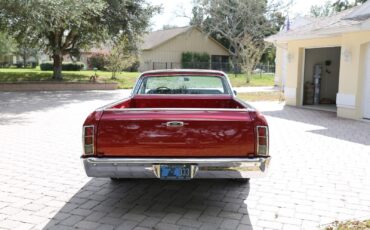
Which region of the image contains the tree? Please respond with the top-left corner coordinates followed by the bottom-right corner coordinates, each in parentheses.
top-left (0, 31), bottom-right (16, 57)
top-left (15, 37), bottom-right (39, 68)
top-left (191, 0), bottom-right (283, 76)
top-left (240, 35), bottom-right (268, 82)
top-left (105, 36), bottom-right (137, 80)
top-left (310, 1), bottom-right (334, 17)
top-left (332, 0), bottom-right (367, 12)
top-left (0, 0), bottom-right (159, 79)
top-left (311, 0), bottom-right (368, 17)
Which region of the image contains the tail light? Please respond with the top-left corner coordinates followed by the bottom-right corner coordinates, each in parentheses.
top-left (83, 125), bottom-right (94, 155)
top-left (256, 126), bottom-right (269, 156)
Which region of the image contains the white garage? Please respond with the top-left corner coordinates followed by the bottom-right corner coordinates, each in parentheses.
top-left (266, 1), bottom-right (370, 120)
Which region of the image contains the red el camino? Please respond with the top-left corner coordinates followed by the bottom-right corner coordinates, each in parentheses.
top-left (82, 69), bottom-right (270, 181)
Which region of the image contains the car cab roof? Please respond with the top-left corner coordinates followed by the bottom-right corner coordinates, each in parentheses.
top-left (140, 69), bottom-right (227, 77)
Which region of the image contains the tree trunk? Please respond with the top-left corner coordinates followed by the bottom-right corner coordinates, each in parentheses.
top-left (52, 52), bottom-right (63, 80)
top-left (22, 52), bottom-right (27, 68)
top-left (111, 70), bottom-right (117, 80)
top-left (231, 55), bottom-right (240, 77)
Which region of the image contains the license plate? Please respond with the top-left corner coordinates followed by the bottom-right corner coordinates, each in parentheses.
top-left (160, 164), bottom-right (191, 180)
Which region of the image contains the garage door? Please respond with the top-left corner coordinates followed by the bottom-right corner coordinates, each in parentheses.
top-left (364, 44), bottom-right (370, 119)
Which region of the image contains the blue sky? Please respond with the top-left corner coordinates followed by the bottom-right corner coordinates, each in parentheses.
top-left (147, 0), bottom-right (337, 31)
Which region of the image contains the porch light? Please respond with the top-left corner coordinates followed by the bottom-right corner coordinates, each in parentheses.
top-left (342, 48), bottom-right (352, 62)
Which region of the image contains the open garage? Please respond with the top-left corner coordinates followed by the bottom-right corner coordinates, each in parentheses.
top-left (302, 47), bottom-right (341, 112)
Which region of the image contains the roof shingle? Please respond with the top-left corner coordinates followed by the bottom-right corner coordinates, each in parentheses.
top-left (141, 26), bottom-right (192, 50)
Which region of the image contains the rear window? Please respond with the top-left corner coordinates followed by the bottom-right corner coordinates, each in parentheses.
top-left (137, 75), bottom-right (229, 95)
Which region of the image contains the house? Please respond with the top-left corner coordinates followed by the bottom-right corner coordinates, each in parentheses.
top-left (139, 26), bottom-right (230, 72)
top-left (266, 2), bottom-right (370, 120)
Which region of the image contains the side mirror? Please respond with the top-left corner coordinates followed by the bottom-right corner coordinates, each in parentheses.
top-left (233, 90), bottom-right (237, 95)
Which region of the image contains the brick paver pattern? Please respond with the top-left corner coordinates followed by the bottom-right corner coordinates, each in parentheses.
top-left (0, 90), bottom-right (370, 230)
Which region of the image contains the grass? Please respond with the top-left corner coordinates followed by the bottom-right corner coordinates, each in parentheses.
top-left (324, 220), bottom-right (370, 230)
top-left (237, 91), bottom-right (284, 102)
top-left (228, 73), bottom-right (275, 87)
top-left (0, 68), bottom-right (138, 89)
top-left (0, 68), bottom-right (275, 89)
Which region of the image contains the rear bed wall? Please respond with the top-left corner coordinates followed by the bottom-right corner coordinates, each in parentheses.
top-left (111, 96), bottom-right (245, 109)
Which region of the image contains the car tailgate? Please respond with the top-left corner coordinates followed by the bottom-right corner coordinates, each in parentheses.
top-left (96, 109), bottom-right (255, 157)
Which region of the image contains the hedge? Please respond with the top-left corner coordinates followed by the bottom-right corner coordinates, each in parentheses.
top-left (181, 52), bottom-right (210, 69)
top-left (40, 62), bottom-right (85, 71)
top-left (88, 55), bottom-right (106, 70)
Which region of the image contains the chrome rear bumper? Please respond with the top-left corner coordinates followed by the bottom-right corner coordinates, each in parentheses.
top-left (82, 157), bottom-right (271, 179)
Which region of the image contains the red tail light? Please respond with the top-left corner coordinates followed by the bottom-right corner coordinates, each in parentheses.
top-left (83, 125), bottom-right (94, 155)
top-left (256, 126), bottom-right (269, 156)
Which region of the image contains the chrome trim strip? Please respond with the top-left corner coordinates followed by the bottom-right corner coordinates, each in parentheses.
top-left (82, 157), bottom-right (271, 179)
top-left (139, 69), bottom-right (227, 75)
top-left (103, 108), bottom-right (250, 112)
top-left (85, 157), bottom-right (267, 164)
top-left (96, 98), bottom-right (132, 111)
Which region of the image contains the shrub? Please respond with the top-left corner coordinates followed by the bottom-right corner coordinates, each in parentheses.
top-left (181, 52), bottom-right (193, 69)
top-left (16, 62), bottom-right (38, 69)
top-left (40, 62), bottom-right (85, 71)
top-left (15, 62), bottom-right (23, 68)
top-left (63, 62), bottom-right (84, 71)
top-left (123, 60), bottom-right (140, 72)
top-left (181, 52), bottom-right (210, 69)
top-left (39, 62), bottom-right (53, 70)
top-left (88, 55), bottom-right (106, 70)
top-left (193, 52), bottom-right (210, 69)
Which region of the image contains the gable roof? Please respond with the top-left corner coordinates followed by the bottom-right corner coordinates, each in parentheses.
top-left (343, 1), bottom-right (370, 20)
top-left (141, 26), bottom-right (193, 50)
top-left (140, 26), bottom-right (229, 53)
top-left (266, 4), bottom-right (370, 43)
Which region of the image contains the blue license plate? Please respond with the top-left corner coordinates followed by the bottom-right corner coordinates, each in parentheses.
top-left (160, 164), bottom-right (191, 180)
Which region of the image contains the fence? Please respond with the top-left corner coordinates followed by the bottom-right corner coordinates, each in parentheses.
top-left (140, 61), bottom-right (275, 75)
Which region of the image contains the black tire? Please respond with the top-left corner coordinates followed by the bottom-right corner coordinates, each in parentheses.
top-left (231, 178), bottom-right (250, 183)
top-left (110, 177), bottom-right (124, 181)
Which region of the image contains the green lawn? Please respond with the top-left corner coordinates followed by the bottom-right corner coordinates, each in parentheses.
top-left (228, 73), bottom-right (275, 87)
top-left (0, 68), bottom-right (274, 89)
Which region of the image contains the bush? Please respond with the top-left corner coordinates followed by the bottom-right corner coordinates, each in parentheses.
top-left (39, 62), bottom-right (53, 70)
top-left (193, 52), bottom-right (210, 69)
top-left (63, 62), bottom-right (84, 71)
top-left (123, 60), bottom-right (140, 72)
top-left (15, 62), bottom-right (23, 68)
top-left (15, 62), bottom-right (38, 69)
top-left (88, 55), bottom-right (106, 70)
top-left (40, 62), bottom-right (84, 71)
top-left (181, 52), bottom-right (193, 69)
top-left (181, 52), bottom-right (210, 69)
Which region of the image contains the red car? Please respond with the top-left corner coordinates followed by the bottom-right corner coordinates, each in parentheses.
top-left (82, 69), bottom-right (270, 181)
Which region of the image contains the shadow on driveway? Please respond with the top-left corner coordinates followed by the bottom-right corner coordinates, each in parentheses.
top-left (0, 91), bottom-right (125, 115)
top-left (0, 90), bottom-right (128, 125)
top-left (263, 105), bottom-right (370, 146)
top-left (43, 179), bottom-right (252, 230)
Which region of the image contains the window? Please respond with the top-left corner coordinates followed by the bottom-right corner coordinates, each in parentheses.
top-left (137, 75), bottom-right (229, 95)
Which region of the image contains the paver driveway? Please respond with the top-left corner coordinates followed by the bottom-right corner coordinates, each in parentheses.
top-left (0, 90), bottom-right (370, 230)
